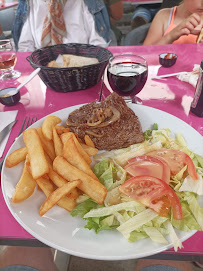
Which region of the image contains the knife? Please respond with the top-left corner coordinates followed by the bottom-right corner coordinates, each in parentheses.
top-left (151, 71), bottom-right (188, 80)
top-left (0, 120), bottom-right (17, 143)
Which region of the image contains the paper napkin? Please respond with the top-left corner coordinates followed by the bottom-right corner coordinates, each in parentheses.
top-left (177, 64), bottom-right (200, 88)
top-left (0, 110), bottom-right (18, 158)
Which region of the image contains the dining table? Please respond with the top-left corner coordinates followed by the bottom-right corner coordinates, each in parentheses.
top-left (0, 43), bottom-right (203, 262)
top-left (122, 0), bottom-right (162, 4)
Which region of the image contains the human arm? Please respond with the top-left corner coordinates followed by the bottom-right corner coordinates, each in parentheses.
top-left (82, 1), bottom-right (108, 47)
top-left (108, 0), bottom-right (123, 23)
top-left (144, 11), bottom-right (202, 45)
top-left (143, 9), bottom-right (170, 45)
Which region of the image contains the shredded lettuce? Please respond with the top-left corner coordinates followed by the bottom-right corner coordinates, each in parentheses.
top-left (71, 198), bottom-right (102, 218)
top-left (128, 231), bottom-right (148, 242)
top-left (183, 192), bottom-right (203, 230)
top-left (93, 159), bottom-right (126, 191)
top-left (195, 154), bottom-right (203, 168)
top-left (171, 201), bottom-right (201, 231)
top-left (84, 216), bottom-right (119, 233)
top-left (113, 141), bottom-right (162, 166)
top-left (164, 221), bottom-right (183, 252)
top-left (84, 201), bottom-right (144, 218)
top-left (117, 209), bottom-right (158, 237)
top-left (179, 174), bottom-right (203, 195)
top-left (144, 123), bottom-right (158, 140)
top-left (71, 125), bottom-right (203, 252)
top-left (143, 226), bottom-right (168, 244)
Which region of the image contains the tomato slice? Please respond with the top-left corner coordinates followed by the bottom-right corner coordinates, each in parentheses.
top-left (119, 176), bottom-right (183, 220)
top-left (147, 148), bottom-right (198, 180)
top-left (126, 155), bottom-right (170, 184)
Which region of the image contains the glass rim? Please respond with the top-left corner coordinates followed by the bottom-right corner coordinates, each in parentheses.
top-left (109, 53), bottom-right (147, 65)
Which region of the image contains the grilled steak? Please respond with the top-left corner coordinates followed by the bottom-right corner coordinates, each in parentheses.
top-left (66, 93), bottom-right (144, 150)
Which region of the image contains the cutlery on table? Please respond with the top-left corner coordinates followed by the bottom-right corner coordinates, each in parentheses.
top-left (98, 75), bottom-right (104, 102)
top-left (16, 68), bottom-right (41, 92)
top-left (0, 116), bottom-right (37, 171)
top-left (152, 71), bottom-right (188, 79)
top-left (0, 120), bottom-right (17, 143)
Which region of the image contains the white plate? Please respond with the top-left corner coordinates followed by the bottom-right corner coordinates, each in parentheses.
top-left (1, 104), bottom-right (203, 261)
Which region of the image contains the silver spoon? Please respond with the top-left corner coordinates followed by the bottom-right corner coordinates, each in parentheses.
top-left (16, 68), bottom-right (41, 91)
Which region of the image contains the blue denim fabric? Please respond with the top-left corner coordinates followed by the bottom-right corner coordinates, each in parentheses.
top-left (132, 4), bottom-right (160, 23)
top-left (84, 0), bottom-right (111, 42)
top-left (12, 0), bottom-right (110, 50)
top-left (12, 0), bottom-right (29, 50)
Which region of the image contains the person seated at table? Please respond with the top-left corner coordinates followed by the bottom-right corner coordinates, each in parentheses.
top-left (17, 0), bottom-right (110, 52)
top-left (104, 0), bottom-right (123, 45)
top-left (131, 3), bottom-right (161, 30)
top-left (143, 0), bottom-right (203, 45)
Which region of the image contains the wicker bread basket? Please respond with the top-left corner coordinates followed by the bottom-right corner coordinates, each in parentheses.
top-left (27, 43), bottom-right (113, 93)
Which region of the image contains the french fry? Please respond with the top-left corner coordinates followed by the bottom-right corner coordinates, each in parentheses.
top-left (36, 177), bottom-right (76, 212)
top-left (84, 135), bottom-right (95, 148)
top-left (53, 126), bottom-right (63, 157)
top-left (44, 152), bottom-right (53, 167)
top-left (39, 179), bottom-right (81, 216)
top-left (42, 116), bottom-right (61, 140)
top-left (74, 133), bottom-right (83, 143)
top-left (61, 132), bottom-right (92, 165)
top-left (37, 127), bottom-right (56, 161)
top-left (55, 125), bottom-right (65, 135)
top-left (48, 166), bottom-right (79, 199)
top-left (53, 156), bottom-right (107, 205)
top-left (37, 176), bottom-right (55, 195)
top-left (63, 135), bottom-right (99, 181)
top-left (80, 143), bottom-right (98, 157)
top-left (55, 125), bottom-right (70, 135)
top-left (197, 28), bottom-right (203, 43)
top-left (12, 155), bottom-right (36, 203)
top-left (5, 147), bottom-right (27, 168)
top-left (23, 128), bottom-right (49, 179)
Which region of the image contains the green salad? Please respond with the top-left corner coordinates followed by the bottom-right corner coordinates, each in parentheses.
top-left (71, 125), bottom-right (203, 251)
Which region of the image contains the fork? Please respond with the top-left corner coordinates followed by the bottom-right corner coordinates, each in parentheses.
top-left (17, 116), bottom-right (37, 137)
top-left (0, 116), bottom-right (37, 171)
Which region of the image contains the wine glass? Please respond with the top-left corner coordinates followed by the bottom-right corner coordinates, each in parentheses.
top-left (0, 39), bottom-right (21, 80)
top-left (107, 54), bottom-right (148, 104)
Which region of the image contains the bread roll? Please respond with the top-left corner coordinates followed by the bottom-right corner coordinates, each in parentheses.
top-left (197, 28), bottom-right (203, 43)
top-left (47, 54), bottom-right (98, 68)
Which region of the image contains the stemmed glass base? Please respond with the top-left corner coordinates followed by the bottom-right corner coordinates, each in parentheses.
top-left (0, 70), bottom-right (21, 80)
top-left (122, 96), bottom-right (143, 104)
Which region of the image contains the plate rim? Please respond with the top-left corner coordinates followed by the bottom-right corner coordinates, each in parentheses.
top-left (1, 103), bottom-right (202, 260)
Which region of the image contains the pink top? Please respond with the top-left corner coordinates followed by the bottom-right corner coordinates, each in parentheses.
top-left (164, 7), bottom-right (197, 44)
top-left (0, 43), bottom-right (203, 257)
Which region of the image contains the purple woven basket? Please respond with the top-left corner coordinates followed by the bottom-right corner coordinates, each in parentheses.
top-left (27, 43), bottom-right (113, 93)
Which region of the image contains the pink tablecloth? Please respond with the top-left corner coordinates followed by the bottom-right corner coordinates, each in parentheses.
top-left (0, 43), bottom-right (203, 257)
top-left (122, 0), bottom-right (162, 3)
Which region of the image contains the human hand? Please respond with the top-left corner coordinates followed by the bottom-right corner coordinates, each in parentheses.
top-left (169, 13), bottom-right (202, 42)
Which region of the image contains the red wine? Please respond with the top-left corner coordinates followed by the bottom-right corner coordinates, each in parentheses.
top-left (107, 62), bottom-right (148, 96)
top-left (0, 53), bottom-right (17, 70)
